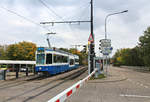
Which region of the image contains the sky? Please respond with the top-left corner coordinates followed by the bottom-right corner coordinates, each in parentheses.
top-left (0, 0), bottom-right (150, 56)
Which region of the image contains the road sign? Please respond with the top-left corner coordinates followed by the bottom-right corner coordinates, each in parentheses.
top-left (101, 47), bottom-right (111, 55)
top-left (88, 33), bottom-right (94, 43)
top-left (100, 39), bottom-right (111, 43)
top-left (99, 39), bottom-right (111, 47)
top-left (99, 39), bottom-right (113, 55)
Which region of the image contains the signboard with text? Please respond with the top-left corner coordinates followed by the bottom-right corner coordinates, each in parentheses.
top-left (99, 39), bottom-right (113, 55)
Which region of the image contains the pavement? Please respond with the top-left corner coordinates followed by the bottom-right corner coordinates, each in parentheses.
top-left (66, 66), bottom-right (150, 102)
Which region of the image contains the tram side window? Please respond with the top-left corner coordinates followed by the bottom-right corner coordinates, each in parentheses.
top-left (46, 54), bottom-right (52, 64)
top-left (75, 59), bottom-right (79, 63)
top-left (62, 56), bottom-right (68, 63)
top-left (54, 54), bottom-right (58, 63)
top-left (36, 54), bottom-right (45, 64)
top-left (70, 59), bottom-right (74, 65)
top-left (54, 54), bottom-right (68, 63)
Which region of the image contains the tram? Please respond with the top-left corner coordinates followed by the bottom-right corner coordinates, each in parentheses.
top-left (35, 47), bottom-right (79, 75)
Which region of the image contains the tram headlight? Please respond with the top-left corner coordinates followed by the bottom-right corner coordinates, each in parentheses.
top-left (39, 67), bottom-right (42, 70)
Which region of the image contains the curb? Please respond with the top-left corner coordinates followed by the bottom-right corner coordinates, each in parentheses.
top-left (89, 72), bottom-right (127, 83)
top-left (88, 77), bottom-right (128, 83)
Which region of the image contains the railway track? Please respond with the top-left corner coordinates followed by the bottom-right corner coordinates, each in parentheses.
top-left (0, 73), bottom-right (48, 90)
top-left (0, 66), bottom-right (84, 90)
top-left (0, 66), bottom-right (88, 102)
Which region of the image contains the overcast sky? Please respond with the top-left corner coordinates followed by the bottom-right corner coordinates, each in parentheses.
top-left (0, 0), bottom-right (150, 56)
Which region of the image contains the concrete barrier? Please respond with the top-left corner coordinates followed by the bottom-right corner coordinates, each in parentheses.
top-left (48, 69), bottom-right (97, 102)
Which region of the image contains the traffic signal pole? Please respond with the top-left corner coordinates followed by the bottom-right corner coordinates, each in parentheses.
top-left (91, 0), bottom-right (94, 38)
top-left (89, 0), bottom-right (95, 73)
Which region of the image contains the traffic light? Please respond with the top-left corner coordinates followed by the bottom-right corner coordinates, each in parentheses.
top-left (90, 44), bottom-right (94, 54)
top-left (82, 45), bottom-right (88, 53)
top-left (99, 40), bottom-right (102, 53)
top-left (89, 43), bottom-right (95, 61)
top-left (83, 45), bottom-right (86, 48)
top-left (88, 43), bottom-right (95, 73)
top-left (99, 45), bottom-right (101, 50)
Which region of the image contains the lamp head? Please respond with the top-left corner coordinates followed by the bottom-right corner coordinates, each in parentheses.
top-left (121, 10), bottom-right (128, 13)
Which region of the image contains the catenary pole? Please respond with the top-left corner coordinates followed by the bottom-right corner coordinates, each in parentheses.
top-left (89, 0), bottom-right (94, 73)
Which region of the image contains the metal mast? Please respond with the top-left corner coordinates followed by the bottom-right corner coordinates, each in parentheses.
top-left (89, 0), bottom-right (95, 73)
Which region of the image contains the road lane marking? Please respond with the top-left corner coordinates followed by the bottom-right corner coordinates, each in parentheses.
top-left (127, 79), bottom-right (132, 81)
top-left (127, 79), bottom-right (149, 89)
top-left (120, 94), bottom-right (150, 98)
top-left (144, 86), bottom-right (148, 88)
top-left (140, 83), bottom-right (143, 86)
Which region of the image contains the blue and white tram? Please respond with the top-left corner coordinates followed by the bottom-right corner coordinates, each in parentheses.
top-left (35, 47), bottom-right (79, 75)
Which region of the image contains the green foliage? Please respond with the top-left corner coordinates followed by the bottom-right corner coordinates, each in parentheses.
top-left (112, 48), bottom-right (144, 66)
top-left (6, 41), bottom-right (36, 60)
top-left (90, 74), bottom-right (105, 80)
top-left (0, 47), bottom-right (8, 60)
top-left (139, 27), bottom-right (150, 66)
top-left (59, 48), bottom-right (70, 53)
top-left (112, 27), bottom-right (150, 67)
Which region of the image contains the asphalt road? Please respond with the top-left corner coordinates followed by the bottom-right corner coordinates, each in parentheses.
top-left (66, 66), bottom-right (150, 102)
top-left (0, 66), bottom-right (88, 102)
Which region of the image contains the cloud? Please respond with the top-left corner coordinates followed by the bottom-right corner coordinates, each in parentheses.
top-left (0, 0), bottom-right (150, 56)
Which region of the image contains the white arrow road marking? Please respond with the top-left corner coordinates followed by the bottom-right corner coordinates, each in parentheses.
top-left (120, 94), bottom-right (150, 98)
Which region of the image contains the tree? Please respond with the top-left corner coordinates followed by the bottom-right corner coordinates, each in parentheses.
top-left (112, 48), bottom-right (143, 66)
top-left (139, 27), bottom-right (150, 66)
top-left (112, 27), bottom-right (150, 68)
top-left (59, 48), bottom-right (69, 52)
top-left (0, 47), bottom-right (8, 60)
top-left (6, 41), bottom-right (36, 60)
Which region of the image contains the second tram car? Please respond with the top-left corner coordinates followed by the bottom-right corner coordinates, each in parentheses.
top-left (35, 47), bottom-right (79, 75)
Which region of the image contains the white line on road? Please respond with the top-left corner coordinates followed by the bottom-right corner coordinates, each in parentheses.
top-left (120, 94), bottom-right (150, 98)
top-left (127, 79), bottom-right (132, 81)
top-left (140, 83), bottom-right (143, 86)
top-left (144, 86), bottom-right (148, 88)
top-left (127, 79), bottom-right (149, 89)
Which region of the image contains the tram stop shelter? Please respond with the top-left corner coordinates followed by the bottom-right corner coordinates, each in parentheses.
top-left (0, 60), bottom-right (36, 80)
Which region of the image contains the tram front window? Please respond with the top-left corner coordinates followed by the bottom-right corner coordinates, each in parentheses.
top-left (36, 54), bottom-right (45, 64)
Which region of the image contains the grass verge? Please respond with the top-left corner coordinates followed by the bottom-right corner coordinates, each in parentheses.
top-left (90, 74), bottom-right (105, 80)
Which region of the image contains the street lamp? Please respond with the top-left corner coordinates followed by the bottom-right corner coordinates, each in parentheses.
top-left (104, 10), bottom-right (128, 76)
top-left (105, 10), bottom-right (128, 39)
